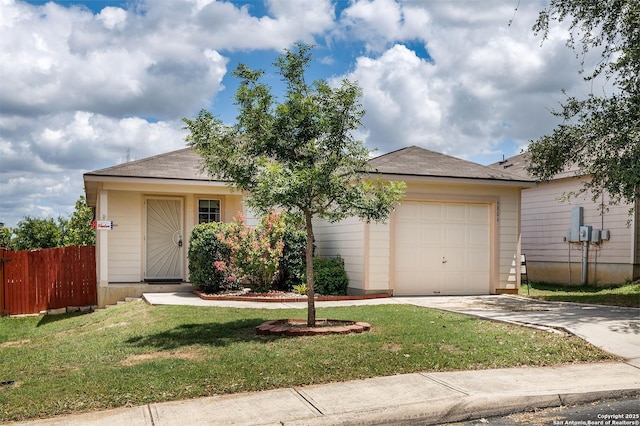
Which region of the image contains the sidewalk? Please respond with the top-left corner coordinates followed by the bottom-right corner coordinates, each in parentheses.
top-left (12, 293), bottom-right (640, 425)
top-left (14, 362), bottom-right (640, 425)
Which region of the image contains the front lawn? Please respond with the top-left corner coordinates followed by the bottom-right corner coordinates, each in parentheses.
top-left (519, 282), bottom-right (640, 308)
top-left (0, 301), bottom-right (617, 422)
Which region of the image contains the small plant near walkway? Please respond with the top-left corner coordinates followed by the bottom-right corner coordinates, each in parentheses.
top-left (0, 301), bottom-right (617, 422)
top-left (520, 281), bottom-right (640, 308)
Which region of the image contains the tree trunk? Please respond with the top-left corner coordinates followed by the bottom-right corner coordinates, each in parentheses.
top-left (304, 210), bottom-right (315, 327)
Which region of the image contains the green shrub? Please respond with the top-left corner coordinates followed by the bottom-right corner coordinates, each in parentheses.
top-left (188, 222), bottom-right (236, 294)
top-left (276, 225), bottom-right (307, 291)
top-left (313, 255), bottom-right (349, 296)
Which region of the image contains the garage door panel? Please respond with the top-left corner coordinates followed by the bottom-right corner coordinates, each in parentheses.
top-left (396, 202), bottom-right (421, 221)
top-left (396, 250), bottom-right (420, 270)
top-left (422, 224), bottom-right (443, 245)
top-left (421, 203), bottom-right (443, 221)
top-left (469, 204), bottom-right (490, 223)
top-left (444, 226), bottom-right (466, 247)
top-left (467, 225), bottom-right (490, 246)
top-left (466, 248), bottom-right (490, 270)
top-left (397, 226), bottom-right (421, 245)
top-left (394, 202), bottom-right (491, 296)
top-left (445, 204), bottom-right (467, 222)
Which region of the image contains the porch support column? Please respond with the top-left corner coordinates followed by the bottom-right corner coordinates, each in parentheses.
top-left (96, 189), bottom-right (109, 290)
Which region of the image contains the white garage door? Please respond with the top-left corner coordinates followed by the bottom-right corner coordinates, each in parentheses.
top-left (394, 201), bottom-right (490, 295)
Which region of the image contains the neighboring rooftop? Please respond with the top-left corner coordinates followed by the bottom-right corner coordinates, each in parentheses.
top-left (487, 152), bottom-right (531, 179)
top-left (487, 151), bottom-right (581, 180)
top-left (369, 146), bottom-right (533, 182)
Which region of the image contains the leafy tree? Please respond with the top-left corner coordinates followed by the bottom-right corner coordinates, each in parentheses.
top-left (184, 43), bottom-right (405, 326)
top-left (12, 216), bottom-right (64, 250)
top-left (3, 195), bottom-right (95, 250)
top-left (63, 195), bottom-right (95, 246)
top-left (0, 226), bottom-right (12, 250)
top-left (528, 0), bottom-right (639, 208)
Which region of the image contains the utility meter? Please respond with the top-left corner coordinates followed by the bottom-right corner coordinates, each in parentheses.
top-left (579, 225), bottom-right (592, 242)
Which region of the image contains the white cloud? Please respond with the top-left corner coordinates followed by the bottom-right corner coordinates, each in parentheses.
top-left (336, 0), bottom-right (595, 161)
top-left (0, 110), bottom-right (187, 226)
top-left (342, 45), bottom-right (449, 152)
top-left (97, 6), bottom-right (127, 30)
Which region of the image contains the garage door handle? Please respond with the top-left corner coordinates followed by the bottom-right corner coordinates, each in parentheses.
top-left (442, 257), bottom-right (447, 264)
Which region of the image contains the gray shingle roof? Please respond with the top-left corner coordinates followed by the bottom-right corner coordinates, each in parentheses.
top-left (84, 148), bottom-right (216, 181)
top-left (85, 145), bottom-right (533, 183)
top-left (369, 146), bottom-right (533, 182)
top-left (487, 151), bottom-right (581, 180)
top-left (487, 152), bottom-right (531, 179)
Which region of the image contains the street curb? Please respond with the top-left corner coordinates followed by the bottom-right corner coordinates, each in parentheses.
top-left (282, 389), bottom-right (640, 426)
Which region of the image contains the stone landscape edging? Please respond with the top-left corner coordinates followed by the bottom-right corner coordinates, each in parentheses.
top-left (256, 319), bottom-right (372, 336)
top-left (193, 290), bottom-right (390, 303)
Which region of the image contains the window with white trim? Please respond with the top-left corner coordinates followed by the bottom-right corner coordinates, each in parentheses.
top-left (198, 199), bottom-right (221, 223)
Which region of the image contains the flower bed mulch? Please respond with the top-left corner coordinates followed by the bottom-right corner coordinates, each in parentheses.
top-left (193, 289), bottom-right (390, 303)
top-left (256, 318), bottom-right (371, 336)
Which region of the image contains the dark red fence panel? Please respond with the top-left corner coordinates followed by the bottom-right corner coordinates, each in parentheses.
top-left (1, 246), bottom-right (96, 315)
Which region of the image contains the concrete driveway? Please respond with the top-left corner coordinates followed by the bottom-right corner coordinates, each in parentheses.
top-left (394, 295), bottom-right (640, 365)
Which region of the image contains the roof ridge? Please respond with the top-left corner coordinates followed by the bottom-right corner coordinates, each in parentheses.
top-left (369, 145), bottom-right (534, 182)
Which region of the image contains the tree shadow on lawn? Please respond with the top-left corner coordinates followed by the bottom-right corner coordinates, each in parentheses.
top-left (36, 310), bottom-right (91, 327)
top-left (125, 318), bottom-right (281, 350)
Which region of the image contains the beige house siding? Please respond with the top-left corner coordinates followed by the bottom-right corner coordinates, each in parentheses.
top-left (634, 202), bottom-right (640, 266)
top-left (521, 177), bottom-right (639, 284)
top-left (313, 217), bottom-right (367, 291)
top-left (108, 191), bottom-right (143, 282)
top-left (367, 222), bottom-right (392, 292)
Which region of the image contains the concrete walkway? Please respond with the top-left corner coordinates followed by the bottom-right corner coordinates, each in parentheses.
top-left (14, 293), bottom-right (640, 425)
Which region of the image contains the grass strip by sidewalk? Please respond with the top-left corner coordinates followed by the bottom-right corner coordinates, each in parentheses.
top-left (519, 282), bottom-right (640, 308)
top-left (0, 301), bottom-right (618, 422)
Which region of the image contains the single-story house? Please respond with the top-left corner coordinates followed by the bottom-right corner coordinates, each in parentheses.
top-left (84, 146), bottom-right (534, 307)
top-left (489, 153), bottom-right (640, 285)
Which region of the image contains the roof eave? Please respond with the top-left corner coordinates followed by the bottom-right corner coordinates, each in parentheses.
top-left (370, 172), bottom-right (536, 188)
top-left (82, 174), bottom-right (229, 186)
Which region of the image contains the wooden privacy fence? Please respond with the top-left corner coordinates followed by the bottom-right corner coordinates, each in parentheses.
top-left (1, 245), bottom-right (97, 315)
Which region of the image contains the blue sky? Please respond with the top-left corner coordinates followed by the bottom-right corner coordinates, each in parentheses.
top-left (0, 0), bottom-right (599, 227)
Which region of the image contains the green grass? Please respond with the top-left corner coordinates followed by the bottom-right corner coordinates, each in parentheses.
top-left (0, 301), bottom-right (618, 422)
top-left (519, 281), bottom-right (640, 308)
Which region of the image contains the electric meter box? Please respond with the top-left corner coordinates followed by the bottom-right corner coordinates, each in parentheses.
top-left (591, 229), bottom-right (601, 243)
top-left (579, 225), bottom-right (592, 242)
top-left (569, 206), bottom-right (584, 242)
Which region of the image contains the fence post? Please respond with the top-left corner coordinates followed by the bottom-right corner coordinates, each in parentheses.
top-left (0, 248), bottom-right (4, 312)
